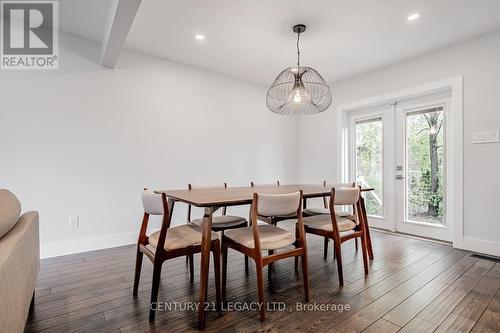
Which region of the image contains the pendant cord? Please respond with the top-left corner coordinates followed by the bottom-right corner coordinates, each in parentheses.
top-left (296, 32), bottom-right (300, 69)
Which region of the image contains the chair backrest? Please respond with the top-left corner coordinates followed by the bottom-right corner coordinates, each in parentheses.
top-left (142, 189), bottom-right (164, 215)
top-left (333, 187), bottom-right (360, 206)
top-left (322, 182), bottom-right (356, 207)
top-left (189, 183), bottom-right (227, 190)
top-left (251, 191), bottom-right (304, 251)
top-left (255, 191), bottom-right (301, 218)
top-left (250, 180), bottom-right (280, 187)
top-left (187, 183), bottom-right (228, 221)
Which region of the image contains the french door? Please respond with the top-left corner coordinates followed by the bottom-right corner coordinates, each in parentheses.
top-left (349, 94), bottom-right (452, 241)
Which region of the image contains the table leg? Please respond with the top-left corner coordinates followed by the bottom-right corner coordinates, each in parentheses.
top-left (198, 206), bottom-right (214, 330)
top-left (359, 196), bottom-right (374, 260)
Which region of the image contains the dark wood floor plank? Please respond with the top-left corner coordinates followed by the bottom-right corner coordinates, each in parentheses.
top-left (325, 249), bottom-right (469, 332)
top-left (471, 289), bottom-right (500, 333)
top-left (398, 317), bottom-right (438, 333)
top-left (408, 259), bottom-right (494, 327)
top-left (382, 255), bottom-right (484, 326)
top-left (23, 231), bottom-right (500, 333)
top-left (435, 263), bottom-right (500, 333)
top-left (362, 318), bottom-right (400, 333)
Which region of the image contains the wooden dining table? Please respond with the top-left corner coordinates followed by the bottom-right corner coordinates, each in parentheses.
top-left (155, 183), bottom-right (374, 330)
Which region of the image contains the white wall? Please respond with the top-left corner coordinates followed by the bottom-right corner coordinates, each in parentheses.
top-left (3, 29), bottom-right (499, 258)
top-left (299, 30), bottom-right (500, 256)
top-left (0, 35), bottom-right (299, 258)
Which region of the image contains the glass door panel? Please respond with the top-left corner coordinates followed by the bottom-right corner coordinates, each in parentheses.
top-left (355, 117), bottom-right (384, 217)
top-left (405, 107), bottom-right (446, 225)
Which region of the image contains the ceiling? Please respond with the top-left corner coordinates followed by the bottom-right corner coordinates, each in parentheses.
top-left (62, 0), bottom-right (500, 85)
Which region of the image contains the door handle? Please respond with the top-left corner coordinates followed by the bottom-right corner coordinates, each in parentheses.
top-left (396, 175), bottom-right (405, 180)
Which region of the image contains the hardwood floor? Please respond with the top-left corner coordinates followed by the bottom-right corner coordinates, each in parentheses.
top-left (26, 230), bottom-right (500, 333)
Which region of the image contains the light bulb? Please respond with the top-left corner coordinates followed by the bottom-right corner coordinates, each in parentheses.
top-left (288, 85), bottom-right (310, 105)
top-left (293, 89), bottom-right (303, 103)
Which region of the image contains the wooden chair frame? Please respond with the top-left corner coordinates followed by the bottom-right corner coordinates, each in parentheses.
top-left (133, 189), bottom-right (221, 322)
top-left (221, 191), bottom-right (310, 322)
top-left (303, 181), bottom-right (359, 259)
top-left (187, 183), bottom-right (249, 275)
top-left (303, 187), bottom-right (369, 286)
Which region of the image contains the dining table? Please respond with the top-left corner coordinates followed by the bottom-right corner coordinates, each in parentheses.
top-left (155, 183), bottom-right (374, 330)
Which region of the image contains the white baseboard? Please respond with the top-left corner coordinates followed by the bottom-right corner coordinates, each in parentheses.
top-left (40, 231), bottom-right (137, 259)
top-left (461, 237), bottom-right (500, 257)
top-left (366, 218), bottom-right (396, 232)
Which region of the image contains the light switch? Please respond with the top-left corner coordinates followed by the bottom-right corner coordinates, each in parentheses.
top-left (472, 130), bottom-right (499, 144)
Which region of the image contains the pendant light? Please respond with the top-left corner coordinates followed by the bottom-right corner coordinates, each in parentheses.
top-left (266, 24), bottom-right (332, 115)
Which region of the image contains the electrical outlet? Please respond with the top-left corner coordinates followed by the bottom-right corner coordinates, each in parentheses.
top-left (69, 216), bottom-right (80, 228)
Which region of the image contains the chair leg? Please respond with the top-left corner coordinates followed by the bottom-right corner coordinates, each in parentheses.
top-left (189, 253), bottom-right (194, 282)
top-left (354, 238), bottom-right (358, 251)
top-left (268, 250), bottom-right (274, 279)
top-left (323, 237), bottom-right (329, 259)
top-left (361, 236), bottom-right (369, 275)
top-left (333, 241), bottom-right (336, 260)
top-left (149, 261), bottom-right (163, 322)
top-left (334, 242), bottom-right (343, 286)
top-left (212, 241), bottom-right (221, 310)
top-left (242, 222), bottom-right (249, 274)
top-left (244, 255), bottom-right (249, 274)
top-left (221, 240), bottom-right (228, 300)
top-left (133, 247), bottom-right (143, 297)
top-left (301, 254), bottom-right (310, 302)
top-left (256, 262), bottom-right (266, 322)
top-left (294, 226), bottom-right (300, 272)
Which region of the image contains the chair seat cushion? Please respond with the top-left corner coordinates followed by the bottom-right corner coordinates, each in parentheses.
top-left (148, 225), bottom-right (219, 251)
top-left (303, 215), bottom-right (356, 232)
top-left (191, 215), bottom-right (247, 228)
top-left (303, 207), bottom-right (330, 216)
top-left (303, 207), bottom-right (354, 219)
top-left (225, 225), bottom-right (295, 250)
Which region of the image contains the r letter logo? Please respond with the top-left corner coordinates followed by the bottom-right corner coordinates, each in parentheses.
top-left (1, 1), bottom-right (58, 69)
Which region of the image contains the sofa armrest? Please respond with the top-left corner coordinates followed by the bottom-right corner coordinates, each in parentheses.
top-left (0, 211), bottom-right (39, 333)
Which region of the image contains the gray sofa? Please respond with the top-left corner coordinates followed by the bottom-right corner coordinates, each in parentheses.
top-left (0, 189), bottom-right (39, 333)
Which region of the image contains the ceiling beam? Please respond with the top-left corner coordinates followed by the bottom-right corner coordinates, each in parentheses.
top-left (101, 0), bottom-right (142, 68)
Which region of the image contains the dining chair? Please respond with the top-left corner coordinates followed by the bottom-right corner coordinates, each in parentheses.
top-left (302, 186), bottom-right (369, 286)
top-left (303, 181), bottom-right (356, 218)
top-left (250, 181), bottom-right (296, 224)
top-left (133, 189), bottom-right (221, 322)
top-left (303, 181), bottom-right (359, 259)
top-left (250, 180), bottom-right (296, 273)
top-left (186, 183), bottom-right (249, 274)
top-left (221, 191), bottom-right (310, 322)
top-left (250, 180), bottom-right (280, 187)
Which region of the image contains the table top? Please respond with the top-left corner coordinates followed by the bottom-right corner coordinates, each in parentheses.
top-left (155, 184), bottom-right (373, 207)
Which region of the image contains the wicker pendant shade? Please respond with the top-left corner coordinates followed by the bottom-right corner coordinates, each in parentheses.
top-left (266, 25), bottom-right (332, 115)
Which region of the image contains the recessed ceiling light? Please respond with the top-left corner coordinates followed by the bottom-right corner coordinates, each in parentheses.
top-left (407, 13), bottom-right (420, 21)
top-left (195, 34), bottom-right (205, 40)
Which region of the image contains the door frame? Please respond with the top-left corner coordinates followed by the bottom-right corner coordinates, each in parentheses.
top-left (336, 76), bottom-right (463, 248)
